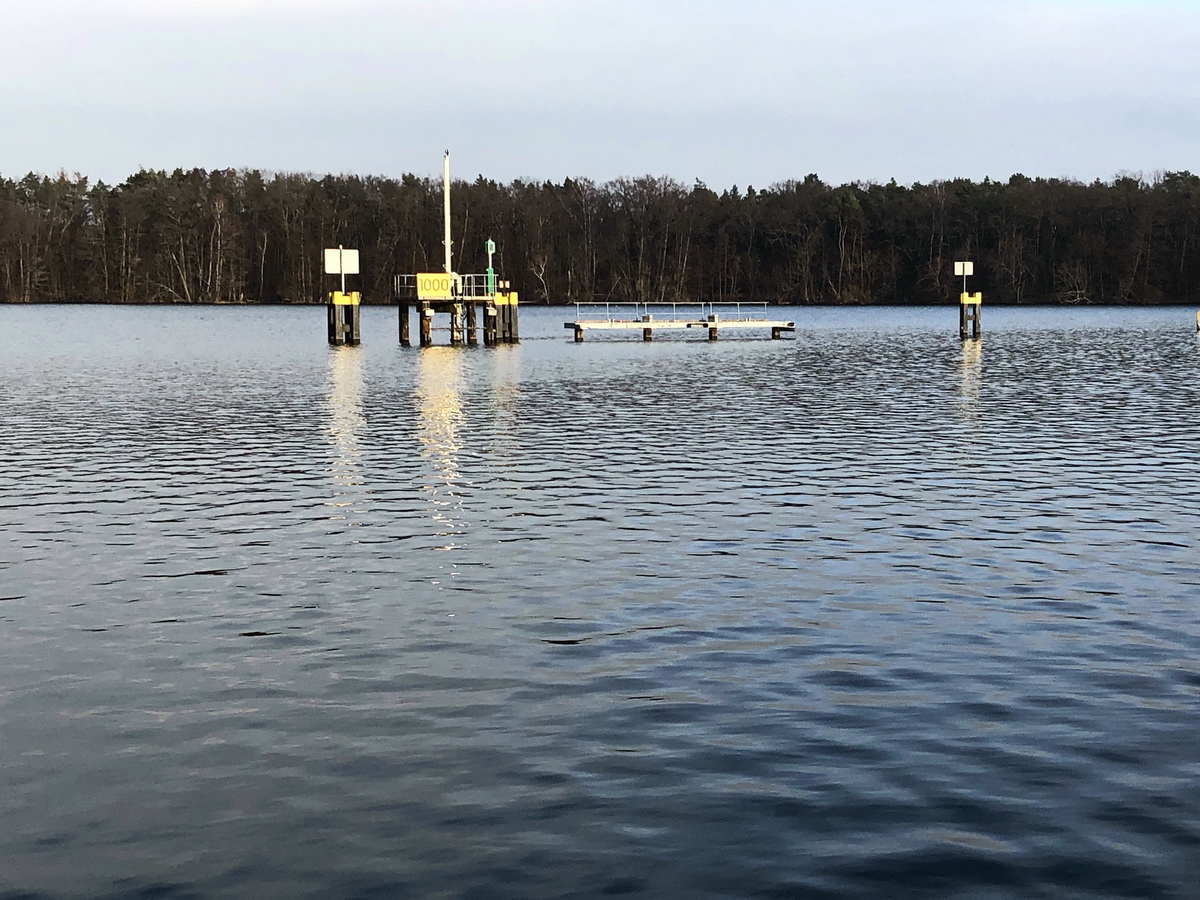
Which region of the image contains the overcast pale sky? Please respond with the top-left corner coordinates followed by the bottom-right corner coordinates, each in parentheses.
top-left (3, 0), bottom-right (1198, 188)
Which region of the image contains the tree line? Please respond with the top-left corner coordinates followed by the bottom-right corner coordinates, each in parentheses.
top-left (3, 167), bottom-right (1199, 306)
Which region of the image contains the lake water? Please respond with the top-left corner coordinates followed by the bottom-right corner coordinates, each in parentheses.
top-left (2, 304), bottom-right (1199, 899)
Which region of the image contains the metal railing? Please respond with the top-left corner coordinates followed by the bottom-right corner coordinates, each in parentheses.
top-left (394, 273), bottom-right (503, 300)
top-left (570, 301), bottom-right (770, 322)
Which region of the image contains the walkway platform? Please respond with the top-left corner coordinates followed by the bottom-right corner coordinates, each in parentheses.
top-left (565, 303), bottom-right (795, 342)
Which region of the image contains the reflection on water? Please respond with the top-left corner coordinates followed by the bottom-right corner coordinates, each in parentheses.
top-left (326, 345), bottom-right (366, 519)
top-left (415, 347), bottom-right (467, 551)
top-left (486, 344), bottom-right (523, 462)
top-left (959, 337), bottom-right (982, 419)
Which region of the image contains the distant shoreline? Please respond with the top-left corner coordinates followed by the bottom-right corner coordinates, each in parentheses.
top-left (3, 299), bottom-right (1197, 308)
top-left (5, 168), bottom-right (1200, 306)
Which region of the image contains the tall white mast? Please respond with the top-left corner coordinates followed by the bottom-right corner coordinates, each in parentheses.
top-left (443, 150), bottom-right (452, 275)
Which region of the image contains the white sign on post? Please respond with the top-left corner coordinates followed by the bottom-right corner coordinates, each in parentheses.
top-left (954, 261), bottom-right (974, 277)
top-left (324, 248), bottom-right (360, 275)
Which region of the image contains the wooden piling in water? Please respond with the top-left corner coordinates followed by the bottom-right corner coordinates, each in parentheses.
top-left (398, 300), bottom-right (411, 347)
top-left (494, 291), bottom-right (519, 343)
top-left (327, 291), bottom-right (361, 346)
top-left (419, 303), bottom-right (433, 347)
top-left (959, 293), bottom-right (982, 339)
top-left (483, 303), bottom-right (497, 345)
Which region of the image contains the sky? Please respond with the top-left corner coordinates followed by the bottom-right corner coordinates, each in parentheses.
top-left (3, 0), bottom-right (1199, 189)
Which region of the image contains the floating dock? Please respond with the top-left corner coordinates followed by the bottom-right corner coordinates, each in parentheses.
top-left (565, 302), bottom-right (794, 342)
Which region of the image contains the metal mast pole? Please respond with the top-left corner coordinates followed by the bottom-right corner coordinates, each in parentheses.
top-left (443, 150), bottom-right (452, 275)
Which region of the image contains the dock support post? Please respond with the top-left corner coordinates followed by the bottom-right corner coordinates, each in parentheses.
top-left (495, 293), bottom-right (510, 342)
top-left (419, 303), bottom-right (433, 347)
top-left (771, 327), bottom-right (782, 340)
top-left (450, 304), bottom-right (462, 346)
top-left (707, 314), bottom-right (719, 341)
top-left (327, 291), bottom-right (360, 346)
top-left (398, 300), bottom-right (410, 347)
top-left (493, 291), bottom-right (519, 343)
top-left (960, 293), bottom-right (982, 339)
top-left (484, 304), bottom-right (497, 345)
top-left (466, 301), bottom-right (478, 345)
top-left (574, 325), bottom-right (584, 342)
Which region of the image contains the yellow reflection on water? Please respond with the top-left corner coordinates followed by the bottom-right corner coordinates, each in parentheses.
top-left (326, 345), bottom-right (367, 521)
top-left (416, 348), bottom-right (467, 550)
top-left (959, 338), bottom-right (982, 420)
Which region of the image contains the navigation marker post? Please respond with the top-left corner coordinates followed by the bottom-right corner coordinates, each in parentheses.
top-left (325, 245), bottom-right (361, 346)
top-left (393, 153), bottom-right (520, 347)
top-left (955, 260), bottom-right (981, 340)
top-left (486, 239), bottom-right (496, 296)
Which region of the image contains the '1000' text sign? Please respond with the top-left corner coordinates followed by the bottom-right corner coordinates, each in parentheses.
top-left (417, 273), bottom-right (454, 301)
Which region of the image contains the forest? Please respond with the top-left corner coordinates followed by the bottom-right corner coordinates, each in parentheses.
top-left (2, 167), bottom-right (1199, 306)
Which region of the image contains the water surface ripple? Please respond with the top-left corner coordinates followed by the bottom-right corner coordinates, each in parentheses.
top-left (1, 305), bottom-right (1198, 899)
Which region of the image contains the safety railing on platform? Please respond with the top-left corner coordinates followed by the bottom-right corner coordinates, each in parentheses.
top-left (570, 301), bottom-right (771, 322)
top-left (394, 273), bottom-right (501, 300)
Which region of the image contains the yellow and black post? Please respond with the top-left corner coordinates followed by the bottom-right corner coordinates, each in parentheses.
top-left (960, 292), bottom-right (982, 339)
top-left (495, 290), bottom-right (520, 343)
top-left (324, 245), bottom-right (361, 345)
top-left (327, 290), bottom-right (361, 345)
top-left (954, 261), bottom-right (980, 340)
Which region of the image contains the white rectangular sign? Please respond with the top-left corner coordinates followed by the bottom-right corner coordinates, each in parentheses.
top-left (324, 248), bottom-right (360, 275)
top-left (954, 261), bottom-right (974, 277)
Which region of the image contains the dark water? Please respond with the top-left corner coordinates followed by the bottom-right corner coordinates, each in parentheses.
top-left (2, 304), bottom-right (1199, 899)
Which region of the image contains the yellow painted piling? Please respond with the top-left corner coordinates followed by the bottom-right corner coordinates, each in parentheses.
top-left (327, 291), bottom-right (361, 345)
top-left (959, 292), bottom-right (982, 339)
